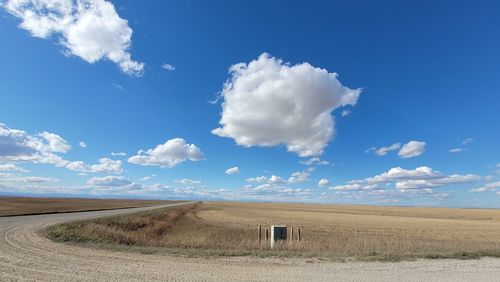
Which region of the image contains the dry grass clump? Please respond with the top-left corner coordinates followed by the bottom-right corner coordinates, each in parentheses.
top-left (46, 201), bottom-right (500, 261)
top-left (46, 203), bottom-right (197, 246)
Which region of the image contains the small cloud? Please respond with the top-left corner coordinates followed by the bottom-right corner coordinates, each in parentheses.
top-left (365, 147), bottom-right (376, 154)
top-left (79, 141), bottom-right (87, 148)
top-left (462, 138), bottom-right (474, 145)
top-left (174, 178), bottom-right (201, 185)
top-left (246, 176), bottom-right (268, 183)
top-left (367, 143), bottom-right (404, 156)
top-left (398, 141), bottom-right (426, 159)
top-left (375, 143), bottom-right (401, 156)
top-left (208, 92), bottom-right (222, 105)
top-left (128, 138), bottom-right (204, 168)
top-left (368, 141), bottom-right (425, 158)
top-left (225, 166), bottom-right (240, 175)
top-left (139, 176), bottom-right (150, 181)
top-left (288, 169), bottom-right (312, 184)
top-left (87, 176), bottom-right (131, 187)
top-left (113, 83), bottom-right (126, 92)
top-left (111, 152), bottom-right (127, 157)
top-left (318, 178), bottom-right (330, 187)
top-left (268, 175), bottom-right (286, 184)
top-left (449, 138), bottom-right (473, 154)
top-left (66, 158), bottom-right (123, 174)
top-left (299, 157), bottom-right (329, 166)
top-left (341, 110), bottom-right (351, 117)
top-left (161, 63), bottom-right (176, 71)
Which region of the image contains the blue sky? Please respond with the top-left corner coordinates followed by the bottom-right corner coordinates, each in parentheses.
top-left (0, 0), bottom-right (499, 207)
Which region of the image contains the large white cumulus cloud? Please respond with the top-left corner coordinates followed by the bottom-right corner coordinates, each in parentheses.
top-left (3, 0), bottom-right (144, 76)
top-left (212, 53), bottom-right (361, 157)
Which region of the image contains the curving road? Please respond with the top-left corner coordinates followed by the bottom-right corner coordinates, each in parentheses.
top-left (1, 203), bottom-right (500, 281)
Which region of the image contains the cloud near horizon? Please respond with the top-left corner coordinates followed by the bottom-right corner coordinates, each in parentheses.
top-left (87, 175), bottom-right (131, 187)
top-left (0, 122), bottom-right (122, 174)
top-left (212, 53), bottom-right (361, 157)
top-left (174, 178), bottom-right (201, 185)
top-left (331, 166), bottom-right (480, 194)
top-left (66, 158), bottom-right (123, 174)
top-left (470, 181), bottom-right (500, 193)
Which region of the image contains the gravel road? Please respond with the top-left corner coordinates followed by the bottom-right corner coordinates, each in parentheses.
top-left (1, 203), bottom-right (499, 281)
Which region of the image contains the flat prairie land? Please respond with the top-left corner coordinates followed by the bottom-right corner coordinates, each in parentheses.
top-left (0, 196), bottom-right (179, 216)
top-left (46, 201), bottom-right (500, 261)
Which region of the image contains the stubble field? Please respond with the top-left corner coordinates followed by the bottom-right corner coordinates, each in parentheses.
top-left (46, 201), bottom-right (500, 261)
top-left (0, 196), bottom-right (178, 216)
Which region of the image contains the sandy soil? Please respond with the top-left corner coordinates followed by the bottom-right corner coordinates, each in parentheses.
top-left (1, 203), bottom-right (500, 282)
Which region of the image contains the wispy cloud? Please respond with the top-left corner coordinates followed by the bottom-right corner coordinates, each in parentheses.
top-left (0, 164), bottom-right (29, 173)
top-left (161, 63), bottom-right (176, 71)
top-left (299, 157), bottom-right (329, 166)
top-left (463, 138), bottom-right (474, 145)
top-left (331, 166), bottom-right (479, 197)
top-left (174, 179), bottom-right (202, 185)
top-left (470, 181), bottom-right (500, 193)
top-left (367, 141), bottom-right (425, 158)
top-left (449, 138), bottom-right (473, 154)
top-left (449, 148), bottom-right (466, 153)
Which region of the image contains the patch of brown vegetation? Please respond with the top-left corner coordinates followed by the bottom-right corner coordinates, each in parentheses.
top-left (0, 196), bottom-right (178, 216)
top-left (46, 201), bottom-right (500, 261)
top-left (46, 203), bottom-right (198, 246)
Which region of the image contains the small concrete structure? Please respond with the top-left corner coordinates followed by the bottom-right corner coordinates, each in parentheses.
top-left (270, 225), bottom-right (287, 247)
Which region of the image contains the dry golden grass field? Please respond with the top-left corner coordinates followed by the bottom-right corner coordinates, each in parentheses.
top-left (0, 196), bottom-right (178, 216)
top-left (46, 201), bottom-right (500, 261)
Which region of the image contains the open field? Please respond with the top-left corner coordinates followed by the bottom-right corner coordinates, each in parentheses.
top-left (46, 201), bottom-right (500, 261)
top-left (2, 203), bottom-right (500, 281)
top-left (0, 196), bottom-right (179, 216)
